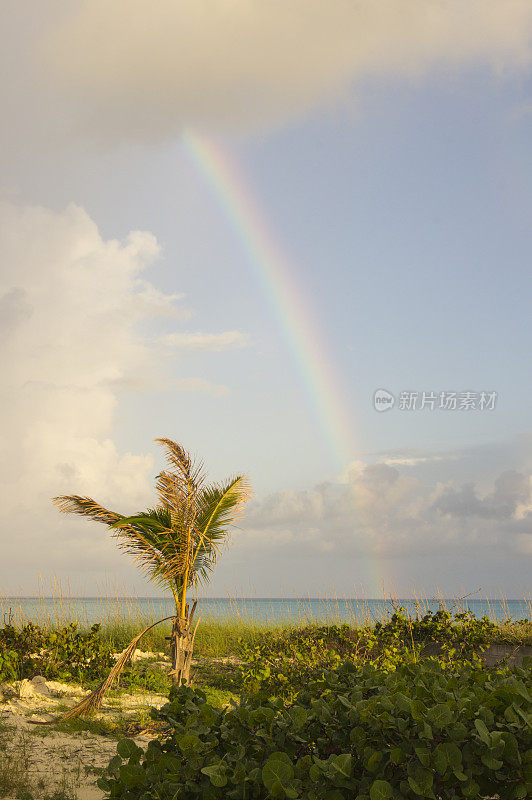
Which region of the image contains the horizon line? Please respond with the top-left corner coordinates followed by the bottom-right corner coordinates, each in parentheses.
top-left (2, 595), bottom-right (527, 602)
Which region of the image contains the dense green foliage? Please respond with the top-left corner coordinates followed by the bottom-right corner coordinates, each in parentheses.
top-left (373, 609), bottom-right (500, 650)
top-left (0, 621), bottom-right (115, 683)
top-left (0, 620), bottom-right (174, 692)
top-left (238, 610), bottom-right (507, 699)
top-left (0, 608), bottom-right (527, 692)
top-left (99, 657), bottom-right (532, 799)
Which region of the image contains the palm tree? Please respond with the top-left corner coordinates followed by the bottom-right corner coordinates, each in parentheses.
top-left (53, 438), bottom-right (251, 686)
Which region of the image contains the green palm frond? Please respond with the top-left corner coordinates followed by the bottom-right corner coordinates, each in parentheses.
top-left (110, 507), bottom-right (171, 534)
top-left (190, 539), bottom-right (219, 588)
top-left (155, 470), bottom-right (180, 513)
top-left (187, 475), bottom-right (252, 585)
top-left (195, 475), bottom-right (252, 541)
top-left (109, 509), bottom-right (187, 585)
top-left (155, 471), bottom-right (199, 534)
top-left (109, 509), bottom-right (196, 593)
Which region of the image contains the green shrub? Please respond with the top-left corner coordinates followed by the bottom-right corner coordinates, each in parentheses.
top-left (373, 609), bottom-right (500, 652)
top-left (0, 649), bottom-right (19, 682)
top-left (237, 611), bottom-right (501, 700)
top-left (0, 621), bottom-right (114, 683)
top-left (238, 623), bottom-right (375, 700)
top-left (99, 657), bottom-right (532, 799)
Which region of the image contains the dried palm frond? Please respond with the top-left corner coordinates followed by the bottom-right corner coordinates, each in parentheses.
top-left (155, 438), bottom-right (206, 493)
top-left (53, 496), bottom-right (122, 526)
top-left (155, 470), bottom-right (179, 511)
top-left (29, 616), bottom-right (178, 725)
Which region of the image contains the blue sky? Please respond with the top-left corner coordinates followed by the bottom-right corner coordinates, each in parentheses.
top-left (1, 2), bottom-right (531, 596)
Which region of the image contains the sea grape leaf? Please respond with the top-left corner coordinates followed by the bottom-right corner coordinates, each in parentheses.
top-left (408, 765), bottom-right (434, 797)
top-left (337, 695), bottom-right (352, 708)
top-left (365, 750), bottom-right (382, 772)
top-left (262, 753), bottom-right (295, 794)
top-left (369, 780), bottom-right (393, 800)
top-left (117, 739), bottom-right (141, 760)
top-left (481, 753), bottom-right (503, 771)
top-left (513, 680), bottom-right (530, 702)
top-left (421, 722), bottom-right (434, 740)
top-left (390, 747), bottom-right (404, 764)
top-left (201, 762), bottom-right (228, 788)
top-left (433, 742), bottom-right (462, 774)
top-left (415, 747), bottom-right (430, 768)
top-left (288, 705), bottom-right (308, 728)
top-left (410, 699), bottom-right (427, 721)
top-left (330, 754), bottom-right (352, 779)
top-left (514, 705), bottom-right (532, 729)
top-left (118, 764), bottom-right (143, 789)
top-left (177, 733), bottom-right (202, 754)
top-left (474, 718), bottom-right (491, 745)
top-left (428, 703), bottom-right (453, 728)
top-left (461, 779), bottom-right (480, 797)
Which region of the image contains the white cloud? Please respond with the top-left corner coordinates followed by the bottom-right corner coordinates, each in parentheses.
top-left (0, 202), bottom-right (240, 589)
top-left (381, 455), bottom-right (453, 467)
top-left (160, 330), bottom-right (250, 352)
top-left (42, 0), bottom-right (532, 139)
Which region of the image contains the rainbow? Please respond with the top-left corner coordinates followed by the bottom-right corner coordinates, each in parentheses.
top-left (182, 131), bottom-right (355, 470)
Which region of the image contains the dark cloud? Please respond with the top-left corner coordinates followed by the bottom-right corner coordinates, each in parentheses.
top-left (433, 471), bottom-right (531, 520)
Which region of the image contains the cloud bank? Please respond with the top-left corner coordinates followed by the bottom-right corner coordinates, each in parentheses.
top-left (0, 202), bottom-right (245, 589)
top-left (43, 0), bottom-right (532, 139)
top-left (237, 460), bottom-right (532, 562)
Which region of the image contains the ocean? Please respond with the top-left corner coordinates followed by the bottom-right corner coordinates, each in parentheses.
top-left (1, 596), bottom-right (529, 627)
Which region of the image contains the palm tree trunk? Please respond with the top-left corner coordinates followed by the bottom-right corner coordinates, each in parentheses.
top-left (169, 601), bottom-right (197, 685)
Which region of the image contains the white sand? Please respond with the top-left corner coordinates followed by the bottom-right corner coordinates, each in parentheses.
top-left (0, 674), bottom-right (167, 799)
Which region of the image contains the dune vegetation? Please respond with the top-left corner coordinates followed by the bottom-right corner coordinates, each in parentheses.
top-left (1, 603), bottom-right (531, 799)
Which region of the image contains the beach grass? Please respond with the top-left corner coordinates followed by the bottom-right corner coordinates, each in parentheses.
top-left (1, 579), bottom-right (530, 654)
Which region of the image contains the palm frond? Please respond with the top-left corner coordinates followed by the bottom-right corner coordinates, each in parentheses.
top-left (109, 507), bottom-right (171, 534)
top-left (111, 510), bottom-right (195, 586)
top-left (155, 437), bottom-right (191, 474)
top-left (191, 544), bottom-right (219, 588)
top-left (110, 523), bottom-right (179, 586)
top-left (195, 475), bottom-right (252, 539)
top-left (155, 470), bottom-right (180, 513)
top-left (154, 471), bottom-right (199, 535)
top-left (52, 495), bottom-right (122, 526)
top-left (54, 497), bottom-right (175, 592)
top-left (187, 475), bottom-right (252, 583)
top-left (155, 438), bottom-right (206, 491)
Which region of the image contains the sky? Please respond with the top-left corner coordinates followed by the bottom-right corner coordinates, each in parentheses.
top-left (1, 1), bottom-right (531, 598)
